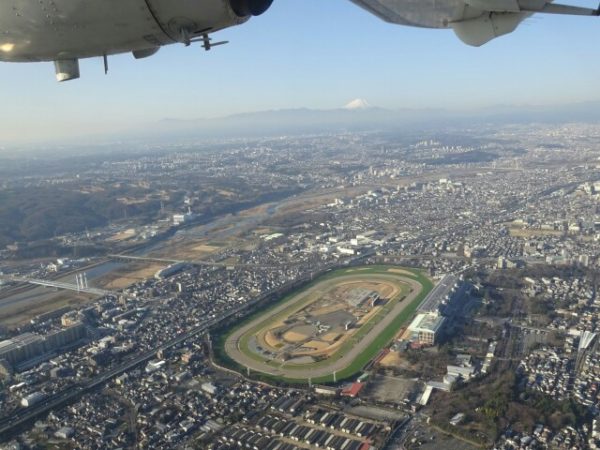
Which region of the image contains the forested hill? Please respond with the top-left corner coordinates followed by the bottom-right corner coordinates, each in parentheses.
top-left (0, 186), bottom-right (162, 248)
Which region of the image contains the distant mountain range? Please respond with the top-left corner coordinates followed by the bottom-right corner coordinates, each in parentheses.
top-left (143, 105), bottom-right (437, 139)
top-left (121, 100), bottom-right (600, 143)
top-left (12, 100), bottom-right (600, 152)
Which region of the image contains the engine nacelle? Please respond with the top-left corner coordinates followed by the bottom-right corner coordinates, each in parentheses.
top-left (0, 0), bottom-right (274, 70)
top-left (230, 0), bottom-right (274, 17)
top-left (145, 0), bottom-right (269, 44)
top-left (451, 11), bottom-right (527, 46)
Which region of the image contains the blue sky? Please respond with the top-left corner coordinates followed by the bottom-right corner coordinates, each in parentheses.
top-left (0, 0), bottom-right (599, 143)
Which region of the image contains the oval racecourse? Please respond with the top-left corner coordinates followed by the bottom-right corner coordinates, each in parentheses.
top-left (219, 266), bottom-right (433, 384)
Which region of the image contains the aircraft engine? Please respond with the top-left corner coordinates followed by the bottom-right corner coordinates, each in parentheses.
top-left (0, 0), bottom-right (274, 81)
top-left (144, 0), bottom-right (274, 45)
top-left (229, 0), bottom-right (275, 17)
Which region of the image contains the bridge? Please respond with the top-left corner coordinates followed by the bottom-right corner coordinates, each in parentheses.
top-left (2, 276), bottom-right (115, 297)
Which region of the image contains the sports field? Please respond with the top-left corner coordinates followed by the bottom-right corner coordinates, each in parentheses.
top-left (218, 266), bottom-right (433, 384)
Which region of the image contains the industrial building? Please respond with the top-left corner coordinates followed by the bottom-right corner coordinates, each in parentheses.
top-left (154, 262), bottom-right (187, 280)
top-left (172, 211), bottom-right (195, 226)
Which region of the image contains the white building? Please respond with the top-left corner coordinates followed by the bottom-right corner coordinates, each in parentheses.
top-left (145, 360), bottom-right (166, 374)
top-left (201, 382), bottom-right (218, 395)
top-left (21, 392), bottom-right (45, 408)
top-left (173, 212), bottom-right (194, 226)
top-left (407, 312), bottom-right (445, 346)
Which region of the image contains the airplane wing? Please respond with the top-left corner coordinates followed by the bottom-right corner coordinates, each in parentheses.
top-left (349, 0), bottom-right (599, 46)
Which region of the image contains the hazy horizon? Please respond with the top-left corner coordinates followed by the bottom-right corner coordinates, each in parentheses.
top-left (2, 98), bottom-right (600, 151)
top-left (1, 0), bottom-right (600, 144)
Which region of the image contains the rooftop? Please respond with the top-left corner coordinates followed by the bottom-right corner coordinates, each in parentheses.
top-left (408, 312), bottom-right (446, 334)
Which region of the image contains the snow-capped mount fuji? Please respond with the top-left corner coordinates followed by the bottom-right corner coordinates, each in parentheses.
top-left (344, 98), bottom-right (373, 110)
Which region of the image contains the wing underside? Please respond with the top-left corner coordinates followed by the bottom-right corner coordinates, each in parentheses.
top-left (349, 0), bottom-right (598, 46)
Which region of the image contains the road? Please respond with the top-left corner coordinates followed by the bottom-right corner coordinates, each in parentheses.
top-left (224, 273), bottom-right (424, 379)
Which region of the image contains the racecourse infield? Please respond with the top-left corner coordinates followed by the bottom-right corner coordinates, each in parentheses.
top-left (218, 266), bottom-right (433, 384)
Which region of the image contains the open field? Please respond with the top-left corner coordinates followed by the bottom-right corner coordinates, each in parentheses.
top-left (366, 374), bottom-right (418, 404)
top-left (106, 228), bottom-right (137, 242)
top-left (150, 238), bottom-right (228, 261)
top-left (379, 350), bottom-right (404, 367)
top-left (95, 263), bottom-right (165, 290)
top-left (218, 266), bottom-right (433, 384)
top-left (0, 290), bottom-right (94, 328)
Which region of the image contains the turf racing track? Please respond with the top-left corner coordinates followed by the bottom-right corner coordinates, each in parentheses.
top-left (221, 266), bottom-right (433, 384)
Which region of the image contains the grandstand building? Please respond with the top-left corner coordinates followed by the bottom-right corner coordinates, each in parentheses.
top-left (406, 312), bottom-right (445, 346)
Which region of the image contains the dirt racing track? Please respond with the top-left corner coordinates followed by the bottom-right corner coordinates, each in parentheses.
top-left (222, 266), bottom-right (432, 382)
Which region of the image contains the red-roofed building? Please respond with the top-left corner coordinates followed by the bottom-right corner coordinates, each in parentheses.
top-left (341, 382), bottom-right (365, 398)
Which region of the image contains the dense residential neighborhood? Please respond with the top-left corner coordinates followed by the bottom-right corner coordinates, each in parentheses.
top-left (0, 125), bottom-right (599, 449)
